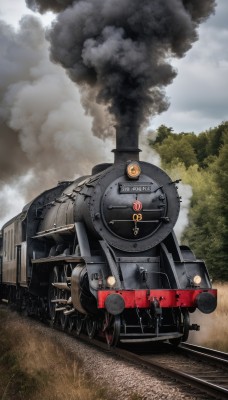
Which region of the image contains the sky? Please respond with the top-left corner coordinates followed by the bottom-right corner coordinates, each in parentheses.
top-left (0, 0), bottom-right (227, 134)
top-left (0, 0), bottom-right (227, 231)
top-left (151, 0), bottom-right (228, 133)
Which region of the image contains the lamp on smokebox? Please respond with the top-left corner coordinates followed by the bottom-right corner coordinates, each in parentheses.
top-left (106, 276), bottom-right (116, 288)
top-left (193, 275), bottom-right (202, 286)
top-left (126, 162), bottom-right (141, 179)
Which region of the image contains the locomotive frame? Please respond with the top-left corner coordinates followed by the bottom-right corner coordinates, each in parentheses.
top-left (0, 158), bottom-right (217, 347)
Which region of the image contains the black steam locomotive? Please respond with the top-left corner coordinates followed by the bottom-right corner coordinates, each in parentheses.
top-left (0, 138), bottom-right (217, 346)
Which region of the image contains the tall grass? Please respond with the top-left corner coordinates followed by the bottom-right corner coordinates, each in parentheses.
top-left (0, 308), bottom-right (110, 400)
top-left (188, 283), bottom-right (228, 352)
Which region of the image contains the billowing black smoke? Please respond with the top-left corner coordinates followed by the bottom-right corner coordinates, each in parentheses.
top-left (26, 0), bottom-right (75, 13)
top-left (27, 0), bottom-right (216, 153)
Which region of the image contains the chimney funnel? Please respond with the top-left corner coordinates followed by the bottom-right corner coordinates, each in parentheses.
top-left (112, 126), bottom-right (141, 163)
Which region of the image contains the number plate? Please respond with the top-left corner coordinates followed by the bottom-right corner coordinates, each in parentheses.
top-left (119, 183), bottom-right (153, 194)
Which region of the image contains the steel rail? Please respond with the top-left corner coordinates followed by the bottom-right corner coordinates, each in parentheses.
top-left (180, 342), bottom-right (228, 364)
top-left (70, 332), bottom-right (228, 400)
top-left (111, 346), bottom-right (228, 400)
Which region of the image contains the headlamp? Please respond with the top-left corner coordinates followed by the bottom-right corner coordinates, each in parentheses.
top-left (193, 275), bottom-right (202, 286)
top-left (107, 276), bottom-right (116, 288)
top-left (126, 162), bottom-right (141, 179)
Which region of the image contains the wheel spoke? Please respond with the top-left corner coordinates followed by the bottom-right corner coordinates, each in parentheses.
top-left (75, 316), bottom-right (83, 336)
top-left (68, 316), bottom-right (75, 333)
top-left (103, 312), bottom-right (120, 347)
top-left (169, 309), bottom-right (190, 346)
top-left (182, 310), bottom-right (190, 342)
top-left (86, 317), bottom-right (97, 339)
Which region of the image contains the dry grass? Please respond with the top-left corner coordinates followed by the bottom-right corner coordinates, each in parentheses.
top-left (0, 308), bottom-right (109, 400)
top-left (188, 283), bottom-right (228, 352)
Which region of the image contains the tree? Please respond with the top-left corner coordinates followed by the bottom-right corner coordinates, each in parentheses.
top-left (151, 125), bottom-right (173, 145)
top-left (152, 122), bottom-right (228, 281)
top-left (154, 135), bottom-right (197, 168)
top-left (193, 132), bottom-right (209, 166)
top-left (178, 147), bottom-right (228, 280)
top-left (206, 121), bottom-right (228, 157)
top-left (211, 136), bottom-right (228, 279)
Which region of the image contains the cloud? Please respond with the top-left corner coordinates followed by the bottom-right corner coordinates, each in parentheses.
top-left (205, 0), bottom-right (227, 30)
top-left (151, 0), bottom-right (228, 133)
top-left (0, 0), bottom-right (54, 28)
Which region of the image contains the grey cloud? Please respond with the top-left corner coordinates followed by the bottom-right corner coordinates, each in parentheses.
top-left (151, 1), bottom-right (228, 133)
top-left (203, 0), bottom-right (227, 29)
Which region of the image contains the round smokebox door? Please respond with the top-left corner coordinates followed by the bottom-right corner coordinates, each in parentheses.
top-left (102, 175), bottom-right (167, 240)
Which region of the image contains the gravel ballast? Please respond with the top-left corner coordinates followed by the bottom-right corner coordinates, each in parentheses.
top-left (32, 319), bottom-right (211, 400)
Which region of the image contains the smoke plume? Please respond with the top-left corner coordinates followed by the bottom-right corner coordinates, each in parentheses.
top-left (1, 1), bottom-right (216, 225)
top-left (26, 0), bottom-right (75, 13)
top-left (0, 16), bottom-right (113, 226)
top-left (174, 182), bottom-right (193, 241)
top-left (27, 0), bottom-right (216, 144)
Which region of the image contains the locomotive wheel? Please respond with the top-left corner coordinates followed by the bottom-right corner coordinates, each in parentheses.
top-left (169, 309), bottom-right (190, 346)
top-left (75, 316), bottom-right (84, 336)
top-left (60, 313), bottom-right (68, 331)
top-left (181, 309), bottom-right (190, 342)
top-left (169, 336), bottom-right (182, 347)
top-left (25, 295), bottom-right (35, 317)
top-left (103, 312), bottom-right (121, 347)
top-left (48, 266), bottom-right (59, 324)
top-left (86, 317), bottom-right (97, 339)
top-left (68, 316), bottom-right (76, 333)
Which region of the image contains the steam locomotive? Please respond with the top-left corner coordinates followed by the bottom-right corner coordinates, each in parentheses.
top-left (0, 138), bottom-right (217, 346)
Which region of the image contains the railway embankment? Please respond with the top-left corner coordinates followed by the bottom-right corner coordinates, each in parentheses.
top-left (0, 306), bottom-right (217, 400)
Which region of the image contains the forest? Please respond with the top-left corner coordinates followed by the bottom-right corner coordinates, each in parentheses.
top-left (149, 121), bottom-right (228, 282)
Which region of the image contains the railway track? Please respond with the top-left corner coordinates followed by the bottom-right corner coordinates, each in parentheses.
top-left (180, 342), bottom-right (228, 362)
top-left (40, 315), bottom-right (228, 400)
top-left (1, 305), bottom-right (228, 399)
top-left (110, 342), bottom-right (228, 400)
top-left (57, 319), bottom-right (228, 400)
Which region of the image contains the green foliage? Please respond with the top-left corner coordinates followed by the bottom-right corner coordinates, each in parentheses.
top-left (154, 135), bottom-right (197, 168)
top-left (151, 124), bottom-right (173, 144)
top-left (206, 122), bottom-right (228, 157)
top-left (150, 122), bottom-right (228, 281)
top-left (151, 121), bottom-right (228, 168)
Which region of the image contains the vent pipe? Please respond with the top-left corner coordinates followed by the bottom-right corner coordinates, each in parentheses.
top-left (112, 126), bottom-right (141, 163)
